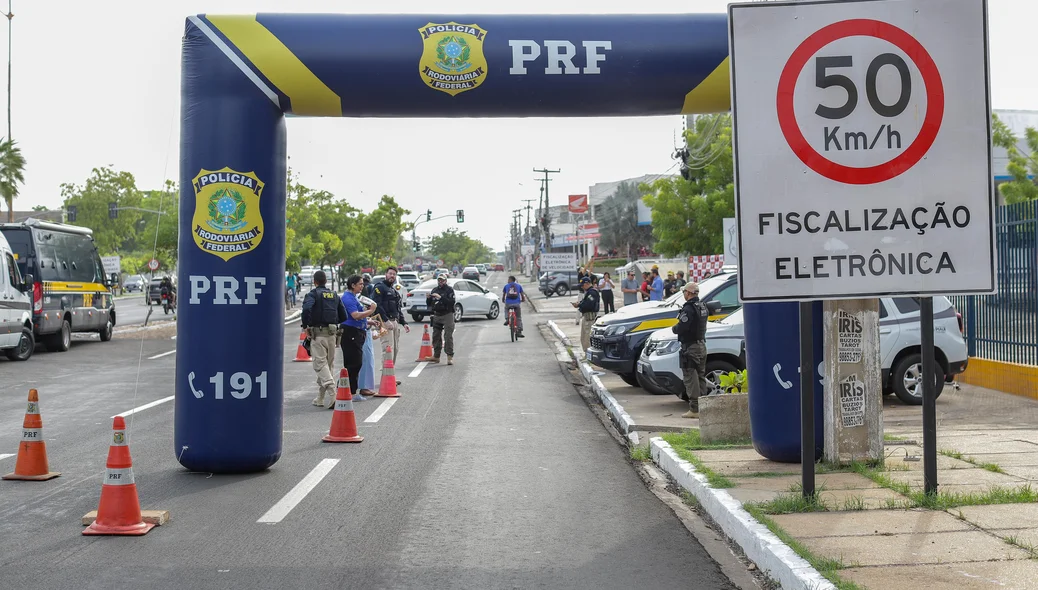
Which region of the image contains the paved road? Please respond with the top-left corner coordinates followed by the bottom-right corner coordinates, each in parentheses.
top-left (113, 295), bottom-right (175, 328)
top-left (0, 272), bottom-right (732, 589)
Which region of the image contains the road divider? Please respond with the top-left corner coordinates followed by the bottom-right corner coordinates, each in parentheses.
top-left (257, 458), bottom-right (339, 524)
top-left (364, 398), bottom-right (398, 423)
top-left (148, 350), bottom-right (176, 360)
top-left (114, 396), bottom-right (175, 419)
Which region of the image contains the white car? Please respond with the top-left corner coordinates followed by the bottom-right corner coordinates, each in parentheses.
top-left (0, 231), bottom-right (33, 361)
top-left (636, 297), bottom-right (968, 406)
top-left (406, 278), bottom-right (501, 323)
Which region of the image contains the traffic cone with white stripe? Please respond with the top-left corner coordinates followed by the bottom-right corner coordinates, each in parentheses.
top-left (3, 389), bottom-right (60, 481)
top-left (415, 324), bottom-right (434, 362)
top-left (293, 329), bottom-right (311, 362)
top-left (83, 416), bottom-right (154, 536)
top-left (376, 345), bottom-right (400, 398)
top-left (323, 368), bottom-right (364, 443)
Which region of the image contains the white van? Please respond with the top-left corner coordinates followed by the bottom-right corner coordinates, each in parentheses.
top-left (0, 231), bottom-right (33, 361)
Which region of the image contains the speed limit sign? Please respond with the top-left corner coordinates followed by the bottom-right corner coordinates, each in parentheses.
top-left (148, 258), bottom-right (160, 271)
top-left (729, 0), bottom-right (994, 301)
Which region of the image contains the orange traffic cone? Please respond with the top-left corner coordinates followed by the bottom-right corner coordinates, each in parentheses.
top-left (82, 416), bottom-right (154, 536)
top-left (415, 324), bottom-right (434, 362)
top-left (376, 346), bottom-right (401, 398)
top-left (3, 389), bottom-right (60, 481)
top-left (293, 329), bottom-right (311, 362)
top-left (323, 369), bottom-right (364, 443)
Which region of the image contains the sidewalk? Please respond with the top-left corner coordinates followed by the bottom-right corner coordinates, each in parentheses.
top-left (547, 319), bottom-right (1038, 589)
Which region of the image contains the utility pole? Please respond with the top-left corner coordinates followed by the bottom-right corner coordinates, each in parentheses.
top-left (3, 1), bottom-right (11, 139)
top-left (533, 168), bottom-right (560, 252)
top-left (521, 199), bottom-right (535, 240)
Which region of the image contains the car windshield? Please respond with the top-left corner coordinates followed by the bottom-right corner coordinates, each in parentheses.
top-left (665, 274), bottom-right (732, 307)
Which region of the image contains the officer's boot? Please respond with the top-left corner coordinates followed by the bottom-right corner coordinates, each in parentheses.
top-left (447, 355), bottom-right (454, 365)
top-left (312, 393), bottom-right (325, 407)
top-left (429, 353), bottom-right (440, 364)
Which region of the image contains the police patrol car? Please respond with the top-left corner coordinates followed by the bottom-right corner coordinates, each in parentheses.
top-left (0, 218), bottom-right (116, 351)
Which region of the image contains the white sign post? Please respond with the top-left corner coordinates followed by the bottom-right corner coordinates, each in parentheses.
top-left (731, 0), bottom-right (994, 302)
top-left (539, 253), bottom-right (577, 273)
top-left (729, 0), bottom-right (993, 495)
top-left (101, 256), bottom-right (121, 276)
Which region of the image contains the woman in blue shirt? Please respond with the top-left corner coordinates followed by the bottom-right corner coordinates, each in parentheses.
top-left (341, 275), bottom-right (377, 399)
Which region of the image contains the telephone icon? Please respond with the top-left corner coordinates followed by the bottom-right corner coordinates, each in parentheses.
top-left (188, 372), bottom-right (205, 399)
top-left (773, 363), bottom-right (794, 390)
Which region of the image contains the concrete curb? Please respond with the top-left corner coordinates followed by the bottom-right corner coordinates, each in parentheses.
top-left (650, 438), bottom-right (836, 590)
top-left (548, 320), bottom-right (636, 439)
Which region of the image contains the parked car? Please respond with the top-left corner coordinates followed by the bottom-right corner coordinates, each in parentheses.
top-left (396, 271), bottom-right (421, 292)
top-left (586, 271), bottom-right (740, 386)
top-left (476, 263), bottom-right (488, 275)
top-left (123, 274), bottom-right (146, 293)
top-left (1, 218), bottom-right (116, 350)
top-left (0, 231), bottom-right (33, 361)
top-left (406, 278), bottom-right (501, 323)
top-left (461, 266), bottom-right (481, 281)
top-left (539, 271), bottom-right (583, 297)
top-left (636, 296), bottom-right (968, 406)
top-left (494, 264), bottom-right (505, 272)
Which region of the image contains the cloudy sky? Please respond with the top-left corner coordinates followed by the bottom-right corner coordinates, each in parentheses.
top-left (4, 0), bottom-right (1034, 250)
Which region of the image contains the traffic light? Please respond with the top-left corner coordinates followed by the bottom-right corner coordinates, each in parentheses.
top-left (456, 209), bottom-right (464, 223)
top-left (426, 209), bottom-right (432, 222)
top-left (108, 202), bottom-right (118, 219)
top-left (67, 205), bottom-right (77, 223)
top-left (413, 239), bottom-right (421, 253)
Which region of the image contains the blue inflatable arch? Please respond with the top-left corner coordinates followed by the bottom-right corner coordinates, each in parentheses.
top-left (177, 13), bottom-right (731, 473)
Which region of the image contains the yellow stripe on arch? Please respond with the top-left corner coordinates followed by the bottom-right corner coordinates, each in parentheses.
top-left (206, 15), bottom-right (342, 117)
top-left (681, 57), bottom-right (731, 114)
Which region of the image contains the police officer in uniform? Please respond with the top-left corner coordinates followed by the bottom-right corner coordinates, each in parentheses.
top-left (673, 282), bottom-right (712, 418)
top-left (372, 266), bottom-right (410, 370)
top-left (301, 270), bottom-right (348, 408)
top-left (571, 276), bottom-right (600, 353)
top-left (426, 273), bottom-right (456, 365)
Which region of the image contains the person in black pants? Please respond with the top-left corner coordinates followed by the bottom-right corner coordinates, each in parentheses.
top-left (599, 271), bottom-right (616, 314)
top-left (340, 274), bottom-right (377, 400)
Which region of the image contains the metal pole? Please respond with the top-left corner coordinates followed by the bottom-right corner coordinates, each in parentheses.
top-left (799, 301), bottom-right (815, 498)
top-left (921, 296), bottom-right (938, 495)
top-left (5, 0), bottom-right (10, 140)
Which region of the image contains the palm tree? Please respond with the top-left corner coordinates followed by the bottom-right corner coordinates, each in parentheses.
top-left (0, 137), bottom-right (26, 222)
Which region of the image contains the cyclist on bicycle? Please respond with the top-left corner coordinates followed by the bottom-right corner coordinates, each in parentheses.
top-left (502, 275), bottom-right (527, 338)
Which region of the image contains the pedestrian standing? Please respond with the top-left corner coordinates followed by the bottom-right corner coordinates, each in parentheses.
top-left (300, 270), bottom-right (348, 408)
top-left (372, 266), bottom-right (410, 374)
top-left (358, 308), bottom-right (379, 397)
top-left (426, 273), bottom-right (456, 365)
top-left (620, 270), bottom-right (640, 308)
top-left (340, 275), bottom-right (378, 401)
top-left (673, 282), bottom-right (712, 418)
top-left (649, 268), bottom-right (665, 301)
top-left (361, 274), bottom-right (374, 298)
top-left (599, 272), bottom-right (616, 314)
top-left (674, 271), bottom-right (687, 291)
top-left (640, 272), bottom-right (652, 302)
top-left (286, 272), bottom-right (297, 307)
top-left (571, 277), bottom-right (600, 352)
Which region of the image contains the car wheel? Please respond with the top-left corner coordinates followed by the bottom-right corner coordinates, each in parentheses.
top-left (619, 372), bottom-right (640, 387)
top-left (487, 302), bottom-right (500, 320)
top-left (705, 359), bottom-right (738, 393)
top-left (555, 284), bottom-right (569, 297)
top-left (892, 353), bottom-right (945, 405)
top-left (411, 313), bottom-right (424, 323)
top-left (453, 304), bottom-right (463, 323)
top-left (47, 318), bottom-right (72, 352)
top-left (544, 291), bottom-right (554, 298)
top-left (99, 317), bottom-right (113, 342)
top-left (5, 327), bottom-right (34, 361)
top-left (636, 371), bottom-right (669, 395)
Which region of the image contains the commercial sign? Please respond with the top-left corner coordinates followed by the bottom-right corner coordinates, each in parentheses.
top-left (729, 0), bottom-right (995, 301)
top-left (568, 194), bottom-right (589, 214)
top-left (539, 252), bottom-right (577, 273)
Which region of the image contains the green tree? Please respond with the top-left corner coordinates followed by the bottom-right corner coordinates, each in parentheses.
top-left (427, 228), bottom-right (492, 267)
top-left (993, 113), bottom-right (1038, 204)
top-left (598, 180), bottom-right (654, 258)
top-left (60, 167), bottom-right (143, 254)
top-left (137, 180), bottom-right (179, 267)
top-left (642, 114), bottom-right (734, 256)
top-left (0, 138), bottom-right (27, 222)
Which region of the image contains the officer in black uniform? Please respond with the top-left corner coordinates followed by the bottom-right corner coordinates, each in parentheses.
top-left (673, 281), bottom-right (711, 418)
top-left (426, 273), bottom-right (456, 364)
top-left (571, 276), bottom-right (600, 353)
top-left (372, 266), bottom-right (410, 368)
top-left (301, 270), bottom-right (348, 408)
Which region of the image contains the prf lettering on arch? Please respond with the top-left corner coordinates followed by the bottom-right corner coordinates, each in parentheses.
top-left (189, 276), bottom-right (265, 305)
top-left (508, 40), bottom-right (612, 75)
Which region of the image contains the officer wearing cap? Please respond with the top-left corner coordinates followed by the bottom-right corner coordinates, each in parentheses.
top-left (301, 270), bottom-right (348, 408)
top-left (571, 276), bottom-right (600, 353)
top-left (372, 266), bottom-right (410, 369)
top-left (426, 273), bottom-right (457, 365)
top-left (673, 281), bottom-right (712, 418)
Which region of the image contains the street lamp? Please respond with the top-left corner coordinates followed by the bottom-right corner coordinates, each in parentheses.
top-left (1, 2), bottom-right (11, 139)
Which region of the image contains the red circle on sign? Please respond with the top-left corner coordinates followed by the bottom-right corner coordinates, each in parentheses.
top-left (776, 19), bottom-right (945, 185)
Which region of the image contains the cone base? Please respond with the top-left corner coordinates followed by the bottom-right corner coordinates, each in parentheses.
top-left (2, 471), bottom-right (61, 481)
top-left (292, 358), bottom-right (310, 363)
top-left (322, 434), bottom-right (364, 443)
top-left (373, 391), bottom-right (401, 398)
top-left (82, 521), bottom-right (155, 536)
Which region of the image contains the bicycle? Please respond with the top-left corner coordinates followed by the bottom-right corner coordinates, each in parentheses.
top-left (507, 307), bottom-right (518, 342)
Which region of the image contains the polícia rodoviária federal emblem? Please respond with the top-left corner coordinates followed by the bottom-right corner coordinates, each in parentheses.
top-left (191, 168), bottom-right (265, 261)
top-left (418, 22), bottom-right (488, 96)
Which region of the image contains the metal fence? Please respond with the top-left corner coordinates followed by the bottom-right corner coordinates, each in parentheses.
top-left (948, 200), bottom-right (1038, 366)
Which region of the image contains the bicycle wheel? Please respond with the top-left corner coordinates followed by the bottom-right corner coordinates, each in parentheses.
top-left (509, 312), bottom-right (517, 342)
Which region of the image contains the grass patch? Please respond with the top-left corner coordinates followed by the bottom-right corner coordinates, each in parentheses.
top-left (1003, 535), bottom-right (1038, 559)
top-left (681, 490), bottom-right (701, 511)
top-left (662, 429), bottom-right (752, 451)
top-left (842, 495), bottom-right (868, 511)
top-left (743, 505), bottom-right (865, 590)
top-left (940, 449), bottom-right (1006, 474)
top-left (752, 489), bottom-right (830, 515)
top-left (852, 461), bottom-right (1037, 509)
top-left (630, 446), bottom-right (651, 462)
top-left (741, 471), bottom-right (798, 479)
